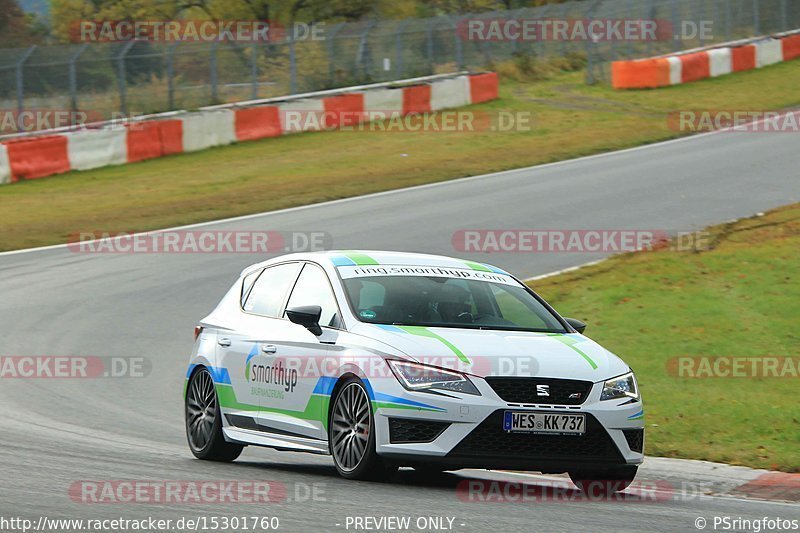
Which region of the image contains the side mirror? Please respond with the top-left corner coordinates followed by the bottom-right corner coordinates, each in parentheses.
top-left (565, 317), bottom-right (586, 334)
top-left (286, 305), bottom-right (323, 336)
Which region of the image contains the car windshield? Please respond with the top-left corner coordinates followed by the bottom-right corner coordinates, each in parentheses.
top-left (341, 274), bottom-right (566, 333)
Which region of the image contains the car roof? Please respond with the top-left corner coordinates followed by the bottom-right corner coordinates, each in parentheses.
top-left (242, 250), bottom-right (510, 276)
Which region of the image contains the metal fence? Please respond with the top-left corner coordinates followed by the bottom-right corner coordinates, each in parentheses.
top-left (0, 0), bottom-right (798, 127)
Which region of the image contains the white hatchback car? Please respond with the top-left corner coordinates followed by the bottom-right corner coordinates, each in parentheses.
top-left (185, 251), bottom-right (644, 491)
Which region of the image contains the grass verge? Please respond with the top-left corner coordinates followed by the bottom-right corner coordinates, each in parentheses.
top-left (529, 204), bottom-right (800, 472)
top-left (0, 61), bottom-right (799, 251)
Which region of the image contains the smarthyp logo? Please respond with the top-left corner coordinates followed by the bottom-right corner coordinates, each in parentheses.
top-left (245, 345), bottom-right (298, 393)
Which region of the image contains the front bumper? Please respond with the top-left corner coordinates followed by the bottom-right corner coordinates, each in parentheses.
top-left (370, 375), bottom-right (645, 472)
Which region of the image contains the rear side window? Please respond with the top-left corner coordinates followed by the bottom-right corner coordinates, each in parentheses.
top-left (285, 264), bottom-right (340, 328)
top-left (243, 263), bottom-right (302, 317)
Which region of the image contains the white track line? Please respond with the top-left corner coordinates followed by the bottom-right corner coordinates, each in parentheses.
top-left (2, 109), bottom-right (796, 258)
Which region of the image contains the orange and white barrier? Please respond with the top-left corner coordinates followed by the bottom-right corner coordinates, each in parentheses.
top-left (361, 88), bottom-right (404, 118)
top-left (66, 128), bottom-right (127, 171)
top-left (613, 31), bottom-right (800, 89)
top-left (0, 72), bottom-right (499, 184)
top-left (182, 110), bottom-right (236, 152)
top-left (0, 144), bottom-right (10, 185)
top-left (430, 76), bottom-right (471, 111)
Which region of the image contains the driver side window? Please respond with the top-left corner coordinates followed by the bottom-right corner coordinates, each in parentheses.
top-left (285, 264), bottom-right (340, 328)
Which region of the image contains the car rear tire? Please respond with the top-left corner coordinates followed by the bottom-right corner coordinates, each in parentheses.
top-left (329, 378), bottom-right (397, 481)
top-left (569, 465), bottom-right (638, 495)
top-left (186, 367), bottom-right (243, 462)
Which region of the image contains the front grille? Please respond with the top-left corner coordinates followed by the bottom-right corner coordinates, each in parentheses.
top-left (448, 410), bottom-right (624, 463)
top-left (485, 377), bottom-right (593, 405)
top-left (389, 418), bottom-right (450, 444)
top-left (623, 429), bottom-right (644, 453)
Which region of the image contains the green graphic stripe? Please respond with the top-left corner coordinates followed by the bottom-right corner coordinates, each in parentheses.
top-left (551, 334), bottom-right (598, 370)
top-left (628, 415), bottom-right (644, 421)
top-left (464, 260), bottom-right (491, 272)
top-left (371, 401), bottom-right (442, 413)
top-left (396, 325), bottom-right (471, 364)
top-left (344, 252), bottom-right (379, 265)
top-left (216, 385), bottom-right (439, 430)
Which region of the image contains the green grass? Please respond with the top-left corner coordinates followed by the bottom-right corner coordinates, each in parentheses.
top-left (529, 204), bottom-right (800, 472)
top-left (0, 61), bottom-right (798, 251)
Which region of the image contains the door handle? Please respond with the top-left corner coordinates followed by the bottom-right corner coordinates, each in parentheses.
top-left (261, 344), bottom-right (277, 354)
top-left (217, 337), bottom-right (232, 347)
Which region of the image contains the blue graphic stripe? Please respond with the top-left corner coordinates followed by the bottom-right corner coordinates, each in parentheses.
top-left (627, 409), bottom-right (644, 420)
top-left (331, 255), bottom-right (356, 266)
top-left (185, 364), bottom-right (231, 384)
top-left (312, 376), bottom-right (338, 396)
top-left (376, 324), bottom-right (405, 333)
top-left (206, 366), bottom-right (232, 384)
top-left (483, 263), bottom-right (509, 275)
top-left (372, 391), bottom-right (445, 411)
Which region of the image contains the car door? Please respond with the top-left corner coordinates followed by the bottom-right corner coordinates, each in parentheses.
top-left (217, 262), bottom-right (302, 429)
top-left (257, 262), bottom-right (342, 442)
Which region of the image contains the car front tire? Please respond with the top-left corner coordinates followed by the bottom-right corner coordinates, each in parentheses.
top-left (185, 367), bottom-right (243, 462)
top-left (329, 377), bottom-right (397, 481)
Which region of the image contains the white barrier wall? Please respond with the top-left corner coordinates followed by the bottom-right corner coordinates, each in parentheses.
top-left (66, 128), bottom-right (127, 171)
top-left (278, 99), bottom-right (326, 133)
top-left (667, 57), bottom-right (683, 85)
top-left (756, 39), bottom-right (784, 68)
top-left (708, 48), bottom-right (733, 77)
top-left (0, 73), bottom-right (500, 185)
top-left (430, 76), bottom-right (471, 111)
top-left (182, 110), bottom-right (236, 152)
top-left (362, 88), bottom-right (404, 118)
top-left (0, 144), bottom-right (10, 184)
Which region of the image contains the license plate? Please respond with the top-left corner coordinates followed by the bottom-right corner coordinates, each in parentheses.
top-left (503, 411), bottom-right (586, 435)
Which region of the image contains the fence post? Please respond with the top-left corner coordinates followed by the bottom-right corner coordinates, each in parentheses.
top-left (115, 41), bottom-right (135, 117)
top-left (625, 0), bottom-right (637, 58)
top-left (645, 0), bottom-right (655, 57)
top-left (452, 15), bottom-right (464, 70)
top-left (584, 0), bottom-right (601, 84)
top-left (672, 0), bottom-right (680, 51)
top-left (14, 46), bottom-right (36, 128)
top-left (68, 43), bottom-right (88, 114)
top-left (753, 0), bottom-right (760, 35)
top-left (395, 19), bottom-right (412, 78)
top-left (289, 38), bottom-right (298, 94)
top-left (726, 0), bottom-right (732, 41)
top-left (166, 42), bottom-right (178, 110)
top-left (357, 20), bottom-right (378, 81)
top-left (326, 23), bottom-right (345, 86)
top-left (250, 42), bottom-right (258, 99)
top-left (426, 18), bottom-right (437, 74)
top-left (780, 0), bottom-right (788, 31)
top-left (209, 41), bottom-right (219, 103)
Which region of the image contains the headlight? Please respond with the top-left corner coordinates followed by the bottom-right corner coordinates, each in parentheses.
top-left (600, 372), bottom-right (639, 401)
top-left (387, 360), bottom-right (480, 395)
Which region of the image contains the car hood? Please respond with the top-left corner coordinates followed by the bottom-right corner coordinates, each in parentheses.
top-left (350, 323), bottom-right (629, 382)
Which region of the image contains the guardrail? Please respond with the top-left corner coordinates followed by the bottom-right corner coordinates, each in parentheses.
top-left (0, 71), bottom-right (499, 185)
top-left (612, 29), bottom-right (800, 89)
